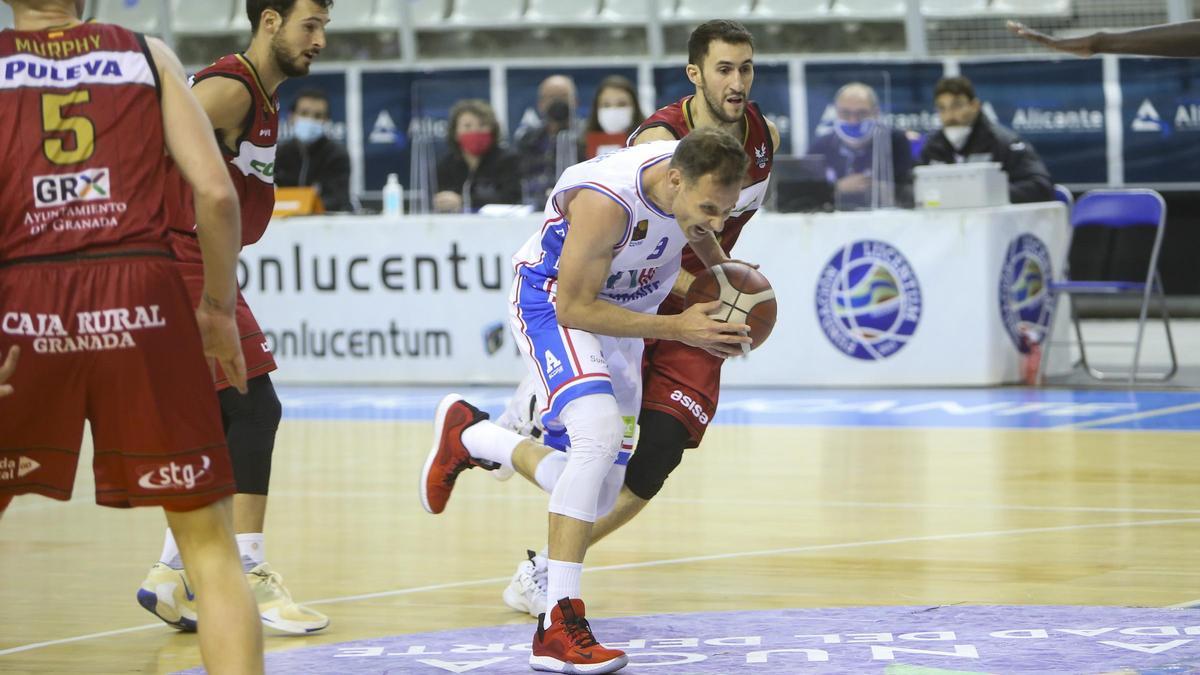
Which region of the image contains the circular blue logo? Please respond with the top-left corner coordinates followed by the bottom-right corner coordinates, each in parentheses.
top-left (998, 234), bottom-right (1053, 354)
top-left (816, 240), bottom-right (922, 361)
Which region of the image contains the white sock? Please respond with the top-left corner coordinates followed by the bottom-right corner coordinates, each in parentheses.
top-left (461, 420), bottom-right (523, 469)
top-left (159, 529), bottom-right (183, 570)
top-left (236, 533), bottom-right (266, 572)
top-left (544, 559), bottom-right (583, 628)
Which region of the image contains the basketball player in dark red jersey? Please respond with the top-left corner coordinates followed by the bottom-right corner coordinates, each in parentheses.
top-left (137, 0), bottom-right (332, 635)
top-left (0, 0), bottom-right (264, 671)
top-left (494, 20), bottom-right (780, 616)
top-left (622, 19), bottom-right (777, 513)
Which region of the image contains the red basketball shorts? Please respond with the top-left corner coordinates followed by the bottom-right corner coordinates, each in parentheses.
top-left (0, 252), bottom-right (235, 511)
top-left (640, 295), bottom-right (725, 448)
top-left (170, 232), bottom-right (276, 391)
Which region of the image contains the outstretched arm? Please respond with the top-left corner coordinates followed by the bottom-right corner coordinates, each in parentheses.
top-left (1009, 19), bottom-right (1200, 58)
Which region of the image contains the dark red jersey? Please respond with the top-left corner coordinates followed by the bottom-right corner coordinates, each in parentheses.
top-left (167, 53), bottom-right (278, 253)
top-left (631, 95), bottom-right (774, 274)
top-left (0, 22), bottom-right (169, 261)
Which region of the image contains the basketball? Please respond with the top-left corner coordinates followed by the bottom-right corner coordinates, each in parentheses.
top-left (684, 262), bottom-right (777, 353)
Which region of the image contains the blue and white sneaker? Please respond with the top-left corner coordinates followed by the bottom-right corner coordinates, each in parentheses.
top-left (137, 563), bottom-right (197, 631)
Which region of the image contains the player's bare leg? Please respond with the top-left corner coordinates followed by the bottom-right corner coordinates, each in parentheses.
top-left (167, 497), bottom-right (264, 675)
top-left (234, 494), bottom-right (267, 534)
top-left (588, 487), bottom-right (649, 545)
top-left (547, 514), bottom-right (590, 565)
top-left (511, 440), bottom-right (553, 484)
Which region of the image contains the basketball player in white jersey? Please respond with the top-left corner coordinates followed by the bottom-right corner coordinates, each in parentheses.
top-left (419, 127), bottom-right (751, 674)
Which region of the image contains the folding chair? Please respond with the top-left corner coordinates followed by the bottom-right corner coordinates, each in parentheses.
top-left (1053, 184), bottom-right (1073, 209)
top-left (1037, 189), bottom-right (1177, 384)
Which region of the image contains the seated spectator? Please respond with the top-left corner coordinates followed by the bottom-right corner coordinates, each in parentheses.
top-left (276, 87), bottom-right (353, 212)
top-left (434, 99), bottom-right (522, 213)
top-left (514, 74), bottom-right (583, 206)
top-left (920, 75), bottom-right (1054, 204)
top-left (584, 75), bottom-right (645, 159)
top-left (809, 82), bottom-right (913, 210)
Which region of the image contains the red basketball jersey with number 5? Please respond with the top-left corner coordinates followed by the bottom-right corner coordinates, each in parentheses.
top-left (0, 22), bottom-right (169, 262)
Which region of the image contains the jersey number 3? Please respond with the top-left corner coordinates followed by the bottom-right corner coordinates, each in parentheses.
top-left (42, 91), bottom-right (95, 166)
top-left (646, 236), bottom-right (669, 261)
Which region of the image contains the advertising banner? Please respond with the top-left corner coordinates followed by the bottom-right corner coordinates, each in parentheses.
top-left (721, 203), bottom-right (1071, 386)
top-left (1121, 58), bottom-right (1200, 184)
top-left (247, 206), bottom-right (1069, 387)
top-left (239, 216), bottom-right (530, 384)
top-left (961, 59), bottom-right (1107, 184)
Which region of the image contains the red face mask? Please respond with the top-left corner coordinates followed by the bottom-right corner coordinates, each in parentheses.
top-left (458, 131), bottom-right (494, 157)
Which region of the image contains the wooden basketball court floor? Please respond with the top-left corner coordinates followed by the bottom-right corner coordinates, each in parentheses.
top-left (4, 385), bottom-right (1200, 673)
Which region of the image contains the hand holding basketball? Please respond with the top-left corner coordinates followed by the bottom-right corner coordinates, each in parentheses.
top-left (675, 300), bottom-right (753, 358)
top-left (684, 261), bottom-right (778, 354)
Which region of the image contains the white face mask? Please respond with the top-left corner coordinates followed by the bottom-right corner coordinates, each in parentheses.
top-left (943, 125), bottom-right (971, 151)
top-left (597, 106), bottom-right (634, 135)
top-left (292, 117), bottom-right (327, 144)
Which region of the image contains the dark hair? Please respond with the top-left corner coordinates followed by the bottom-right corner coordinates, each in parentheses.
top-left (687, 19), bottom-right (754, 68)
top-left (670, 127), bottom-right (748, 188)
top-left (446, 98), bottom-right (501, 151)
top-left (289, 87), bottom-right (330, 116)
top-left (934, 76), bottom-right (977, 102)
top-left (247, 0), bottom-right (333, 34)
top-left (584, 75), bottom-right (645, 135)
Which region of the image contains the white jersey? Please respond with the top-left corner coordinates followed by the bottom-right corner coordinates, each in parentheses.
top-left (513, 141), bottom-right (689, 314)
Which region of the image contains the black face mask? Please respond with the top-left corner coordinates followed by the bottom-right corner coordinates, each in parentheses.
top-left (546, 99), bottom-right (571, 124)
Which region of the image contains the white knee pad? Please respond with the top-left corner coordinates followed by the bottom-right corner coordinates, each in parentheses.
top-left (533, 451), bottom-right (566, 494)
top-left (547, 394), bottom-right (624, 522)
top-left (534, 453), bottom-right (625, 520)
top-left (596, 464), bottom-right (626, 519)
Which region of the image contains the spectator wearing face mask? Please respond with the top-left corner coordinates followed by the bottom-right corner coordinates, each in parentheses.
top-left (809, 82), bottom-right (913, 210)
top-left (920, 76), bottom-right (1053, 204)
top-left (583, 75), bottom-right (645, 159)
top-left (513, 74), bottom-right (584, 206)
top-left (276, 87), bottom-right (353, 212)
top-left (434, 99), bottom-right (522, 213)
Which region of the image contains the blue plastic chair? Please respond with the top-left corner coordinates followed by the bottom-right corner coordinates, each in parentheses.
top-left (1053, 184), bottom-right (1073, 209)
top-left (1037, 189), bottom-right (1176, 384)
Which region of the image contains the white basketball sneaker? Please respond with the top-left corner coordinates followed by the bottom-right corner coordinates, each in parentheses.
top-left (137, 563), bottom-right (197, 631)
top-left (246, 562), bottom-right (330, 633)
top-left (492, 375), bottom-right (547, 481)
top-left (502, 549), bottom-right (548, 618)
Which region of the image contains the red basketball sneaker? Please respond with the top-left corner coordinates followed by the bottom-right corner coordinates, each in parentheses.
top-left (419, 394), bottom-right (495, 514)
top-left (531, 598), bottom-right (628, 674)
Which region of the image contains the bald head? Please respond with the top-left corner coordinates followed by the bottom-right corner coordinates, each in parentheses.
top-left (834, 83), bottom-right (879, 124)
top-left (538, 74), bottom-right (577, 114)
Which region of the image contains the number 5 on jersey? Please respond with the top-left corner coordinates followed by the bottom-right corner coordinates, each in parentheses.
top-left (42, 90), bottom-right (95, 166)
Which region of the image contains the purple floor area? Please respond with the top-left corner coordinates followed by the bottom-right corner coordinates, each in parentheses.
top-left (176, 605), bottom-right (1200, 674)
